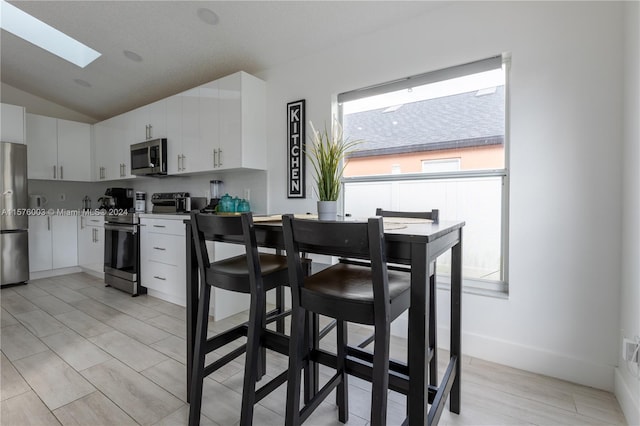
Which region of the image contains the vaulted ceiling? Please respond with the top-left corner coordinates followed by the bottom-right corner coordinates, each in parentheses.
top-left (1, 1), bottom-right (446, 121)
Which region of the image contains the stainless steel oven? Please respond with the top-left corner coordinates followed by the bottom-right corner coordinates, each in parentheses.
top-left (104, 213), bottom-right (145, 296)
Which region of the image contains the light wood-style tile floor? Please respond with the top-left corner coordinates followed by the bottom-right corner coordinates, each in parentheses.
top-left (1, 273), bottom-right (628, 425)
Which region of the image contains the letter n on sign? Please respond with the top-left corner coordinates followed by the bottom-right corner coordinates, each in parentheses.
top-left (287, 100), bottom-right (305, 198)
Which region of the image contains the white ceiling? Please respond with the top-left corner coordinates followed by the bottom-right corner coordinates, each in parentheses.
top-left (1, 1), bottom-right (446, 121)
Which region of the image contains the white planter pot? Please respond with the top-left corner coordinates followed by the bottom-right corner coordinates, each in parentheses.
top-left (317, 201), bottom-right (337, 221)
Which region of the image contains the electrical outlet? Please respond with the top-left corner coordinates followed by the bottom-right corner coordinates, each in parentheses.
top-left (623, 337), bottom-right (639, 363)
top-left (58, 193), bottom-right (66, 201)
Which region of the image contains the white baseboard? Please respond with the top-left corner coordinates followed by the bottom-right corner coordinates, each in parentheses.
top-left (78, 266), bottom-right (104, 279)
top-left (615, 367), bottom-right (640, 426)
top-left (30, 266), bottom-right (82, 280)
top-left (390, 317), bottom-right (614, 392)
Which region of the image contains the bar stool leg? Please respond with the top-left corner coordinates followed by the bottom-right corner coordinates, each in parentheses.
top-left (188, 283), bottom-right (212, 426)
top-left (429, 263), bottom-right (438, 388)
top-left (370, 321), bottom-right (390, 426)
top-left (240, 289), bottom-right (265, 425)
top-left (285, 306), bottom-right (305, 426)
top-left (336, 320), bottom-right (349, 423)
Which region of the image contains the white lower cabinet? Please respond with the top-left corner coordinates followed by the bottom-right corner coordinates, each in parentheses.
top-left (28, 215), bottom-right (78, 272)
top-left (140, 217), bottom-right (187, 306)
top-left (139, 215), bottom-right (251, 318)
top-left (77, 215), bottom-right (105, 275)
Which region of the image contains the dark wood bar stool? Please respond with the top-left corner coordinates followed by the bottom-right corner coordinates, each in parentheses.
top-left (188, 212), bottom-right (289, 426)
top-left (282, 215), bottom-right (411, 426)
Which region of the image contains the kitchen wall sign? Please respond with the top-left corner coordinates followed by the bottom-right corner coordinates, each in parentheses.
top-left (287, 99), bottom-right (305, 198)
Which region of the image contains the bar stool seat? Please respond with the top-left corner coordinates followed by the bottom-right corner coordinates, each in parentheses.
top-left (302, 263), bottom-right (410, 324)
top-left (188, 212), bottom-right (289, 426)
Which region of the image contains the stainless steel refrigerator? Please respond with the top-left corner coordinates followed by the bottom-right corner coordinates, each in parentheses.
top-left (1, 141), bottom-right (29, 286)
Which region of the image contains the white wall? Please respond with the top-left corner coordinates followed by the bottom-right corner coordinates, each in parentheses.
top-left (616, 1), bottom-right (640, 424)
top-left (1, 83), bottom-right (97, 124)
top-left (257, 1), bottom-right (624, 391)
top-left (29, 170), bottom-right (268, 214)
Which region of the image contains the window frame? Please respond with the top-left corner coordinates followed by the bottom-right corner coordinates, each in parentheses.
top-left (337, 55), bottom-right (511, 296)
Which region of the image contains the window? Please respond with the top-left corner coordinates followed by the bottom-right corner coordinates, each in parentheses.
top-left (338, 56), bottom-right (509, 294)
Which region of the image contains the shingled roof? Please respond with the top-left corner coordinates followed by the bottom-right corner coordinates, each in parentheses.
top-left (343, 85), bottom-right (505, 157)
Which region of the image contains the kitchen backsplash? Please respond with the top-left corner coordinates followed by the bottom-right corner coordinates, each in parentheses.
top-left (28, 170), bottom-right (268, 213)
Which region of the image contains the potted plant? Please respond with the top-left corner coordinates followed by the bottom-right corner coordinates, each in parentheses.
top-left (307, 118), bottom-right (361, 220)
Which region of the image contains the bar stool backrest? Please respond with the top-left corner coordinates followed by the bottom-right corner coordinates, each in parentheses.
top-left (282, 214), bottom-right (390, 317)
top-left (190, 212), bottom-right (262, 293)
top-left (375, 207), bottom-right (439, 222)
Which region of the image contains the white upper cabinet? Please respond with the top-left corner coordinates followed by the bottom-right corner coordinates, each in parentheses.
top-left (94, 71), bottom-right (266, 179)
top-left (172, 88), bottom-right (206, 174)
top-left (128, 99), bottom-right (167, 142)
top-left (26, 114), bottom-right (92, 181)
top-left (56, 119), bottom-right (91, 181)
top-left (94, 115), bottom-right (125, 180)
top-left (165, 94), bottom-right (183, 174)
top-left (26, 114), bottom-right (57, 179)
top-left (215, 71), bottom-right (266, 171)
top-left (200, 81), bottom-right (220, 171)
top-left (1, 103), bottom-right (26, 144)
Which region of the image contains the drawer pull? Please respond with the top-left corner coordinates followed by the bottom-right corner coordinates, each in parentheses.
top-left (153, 225), bottom-right (166, 228)
top-left (153, 246), bottom-right (166, 251)
top-left (153, 276), bottom-right (167, 281)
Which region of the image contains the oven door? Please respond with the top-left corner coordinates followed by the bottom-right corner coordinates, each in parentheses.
top-left (104, 223), bottom-right (138, 281)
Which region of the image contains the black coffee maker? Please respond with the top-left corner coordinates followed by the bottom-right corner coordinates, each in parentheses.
top-left (98, 188), bottom-right (134, 211)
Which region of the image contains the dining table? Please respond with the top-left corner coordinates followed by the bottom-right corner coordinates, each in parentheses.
top-left (184, 215), bottom-right (465, 425)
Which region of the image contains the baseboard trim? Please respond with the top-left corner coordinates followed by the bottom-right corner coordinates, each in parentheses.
top-left (30, 266), bottom-right (82, 280)
top-left (390, 317), bottom-right (614, 392)
top-left (615, 367), bottom-right (640, 426)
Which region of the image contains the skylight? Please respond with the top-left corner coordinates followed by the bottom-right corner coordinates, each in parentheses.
top-left (0, 0), bottom-right (101, 68)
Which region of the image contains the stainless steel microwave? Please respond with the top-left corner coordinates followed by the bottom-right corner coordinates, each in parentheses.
top-left (130, 138), bottom-right (167, 176)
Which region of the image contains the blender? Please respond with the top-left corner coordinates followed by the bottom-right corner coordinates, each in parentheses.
top-left (203, 180), bottom-right (223, 212)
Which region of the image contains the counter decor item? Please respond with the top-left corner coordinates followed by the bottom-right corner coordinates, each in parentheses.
top-left (307, 118), bottom-right (361, 220)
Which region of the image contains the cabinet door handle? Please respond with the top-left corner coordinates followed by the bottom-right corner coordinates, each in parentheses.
top-left (80, 217), bottom-right (85, 229)
top-left (182, 155), bottom-right (186, 171)
top-left (153, 276), bottom-right (166, 281)
top-left (153, 246), bottom-right (166, 251)
top-left (47, 216), bottom-right (51, 230)
top-left (148, 124), bottom-right (152, 139)
top-left (91, 228), bottom-right (95, 242)
top-left (60, 166), bottom-right (63, 180)
top-left (213, 149), bottom-right (217, 168)
top-left (153, 225), bottom-right (166, 228)
top-left (53, 165), bottom-right (57, 179)
top-left (217, 149), bottom-right (222, 167)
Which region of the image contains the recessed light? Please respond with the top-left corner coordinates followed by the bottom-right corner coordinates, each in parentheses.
top-left (123, 50), bottom-right (143, 62)
top-left (197, 8), bottom-right (219, 26)
top-left (73, 79), bottom-right (92, 88)
top-left (0, 0), bottom-right (101, 68)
